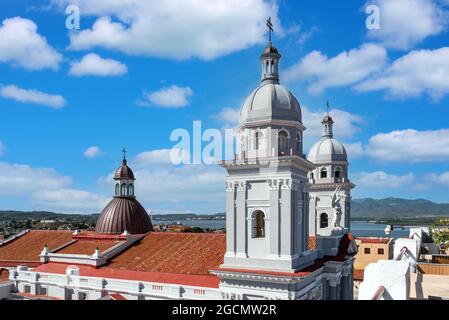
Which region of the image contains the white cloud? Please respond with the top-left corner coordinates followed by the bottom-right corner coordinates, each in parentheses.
top-left (283, 43), bottom-right (387, 94)
top-left (427, 172), bottom-right (449, 187)
top-left (31, 189), bottom-right (109, 213)
top-left (302, 107), bottom-right (364, 140)
top-left (141, 85), bottom-right (193, 108)
top-left (344, 142), bottom-right (365, 159)
top-left (134, 148), bottom-right (190, 167)
top-left (0, 17), bottom-right (62, 70)
top-left (53, 0), bottom-right (279, 60)
top-left (366, 0), bottom-right (448, 50)
top-left (0, 162), bottom-right (72, 196)
top-left (69, 53), bottom-right (128, 77)
top-left (0, 161), bottom-right (108, 213)
top-left (214, 107), bottom-right (240, 127)
top-left (99, 148), bottom-right (227, 213)
top-left (84, 146), bottom-right (103, 158)
top-left (353, 171), bottom-right (415, 189)
top-left (365, 128), bottom-right (449, 162)
top-left (0, 85), bottom-right (66, 108)
top-left (355, 47), bottom-right (449, 100)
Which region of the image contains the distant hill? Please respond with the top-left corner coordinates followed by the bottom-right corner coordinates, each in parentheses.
top-left (1, 197), bottom-right (448, 221)
top-left (352, 198), bottom-right (449, 219)
top-left (0, 210), bottom-right (99, 221)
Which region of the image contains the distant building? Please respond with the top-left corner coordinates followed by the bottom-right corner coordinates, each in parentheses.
top-left (359, 227), bottom-right (449, 300)
top-left (166, 225), bottom-right (192, 233)
top-left (353, 237), bottom-right (394, 282)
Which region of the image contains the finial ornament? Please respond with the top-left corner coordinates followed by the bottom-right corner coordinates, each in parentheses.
top-left (266, 17), bottom-right (274, 42)
top-left (326, 100), bottom-right (330, 116)
top-left (122, 147), bottom-right (127, 161)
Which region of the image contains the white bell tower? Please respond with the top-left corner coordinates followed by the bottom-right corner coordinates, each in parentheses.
top-left (219, 36), bottom-right (316, 273)
top-left (307, 110), bottom-right (355, 255)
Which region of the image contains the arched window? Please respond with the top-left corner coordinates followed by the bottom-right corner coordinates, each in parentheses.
top-left (278, 130), bottom-right (288, 156)
top-left (115, 183), bottom-right (120, 196)
top-left (320, 168), bottom-right (328, 178)
top-left (121, 183), bottom-right (127, 196)
top-left (0, 268), bottom-right (9, 283)
top-left (310, 172), bottom-right (314, 180)
top-left (320, 213), bottom-right (329, 229)
top-left (255, 131), bottom-right (264, 150)
top-left (128, 183), bottom-right (134, 196)
top-left (252, 211), bottom-right (265, 238)
top-left (335, 167), bottom-right (342, 178)
top-left (296, 133), bottom-right (301, 153)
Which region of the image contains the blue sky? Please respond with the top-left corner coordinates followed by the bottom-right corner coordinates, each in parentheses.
top-left (0, 0), bottom-right (449, 214)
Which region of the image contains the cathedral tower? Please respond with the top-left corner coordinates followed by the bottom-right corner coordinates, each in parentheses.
top-left (220, 40), bottom-right (316, 272)
top-left (307, 113), bottom-right (355, 238)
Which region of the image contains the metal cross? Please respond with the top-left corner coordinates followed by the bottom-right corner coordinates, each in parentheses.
top-left (122, 147), bottom-right (127, 160)
top-left (266, 17), bottom-right (274, 42)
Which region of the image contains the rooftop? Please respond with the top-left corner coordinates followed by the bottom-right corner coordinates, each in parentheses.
top-left (0, 230), bottom-right (73, 265)
top-left (106, 232), bottom-right (226, 275)
top-left (356, 237), bottom-right (391, 244)
top-left (55, 239), bottom-right (121, 255)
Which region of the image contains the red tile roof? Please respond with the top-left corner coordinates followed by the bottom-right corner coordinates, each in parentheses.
top-left (356, 237), bottom-right (390, 244)
top-left (34, 262), bottom-right (220, 288)
top-left (0, 230), bottom-right (73, 265)
top-left (55, 239), bottom-right (121, 255)
top-left (105, 232), bottom-right (226, 276)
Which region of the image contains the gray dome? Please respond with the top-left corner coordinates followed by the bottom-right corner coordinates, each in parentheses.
top-left (239, 82), bottom-right (301, 125)
top-left (307, 137), bottom-right (347, 164)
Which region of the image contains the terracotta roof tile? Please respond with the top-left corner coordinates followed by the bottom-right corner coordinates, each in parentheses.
top-left (56, 240), bottom-right (121, 255)
top-left (106, 232), bottom-right (226, 276)
top-left (0, 230), bottom-right (73, 264)
top-left (356, 237), bottom-right (390, 244)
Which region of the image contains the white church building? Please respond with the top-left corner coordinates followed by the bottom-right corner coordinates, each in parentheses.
top-left (0, 39), bottom-right (357, 301)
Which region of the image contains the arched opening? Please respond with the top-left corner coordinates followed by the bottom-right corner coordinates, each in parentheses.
top-left (128, 183), bottom-right (134, 196)
top-left (296, 133), bottom-right (301, 153)
top-left (0, 268), bottom-right (9, 282)
top-left (120, 183), bottom-right (127, 196)
top-left (115, 183), bottom-right (120, 196)
top-left (310, 172), bottom-right (314, 180)
top-left (255, 131), bottom-right (264, 150)
top-left (320, 168), bottom-right (328, 178)
top-left (320, 213), bottom-right (329, 228)
top-left (252, 211), bottom-right (265, 238)
top-left (278, 130), bottom-right (288, 156)
top-left (335, 167), bottom-right (342, 178)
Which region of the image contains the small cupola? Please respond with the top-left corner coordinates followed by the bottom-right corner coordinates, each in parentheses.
top-left (114, 149), bottom-right (135, 198)
top-left (260, 42), bottom-right (281, 84)
top-left (260, 18), bottom-right (281, 84)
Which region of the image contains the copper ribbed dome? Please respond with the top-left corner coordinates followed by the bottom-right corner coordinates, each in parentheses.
top-left (95, 198), bottom-right (152, 234)
top-left (114, 159), bottom-right (135, 180)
